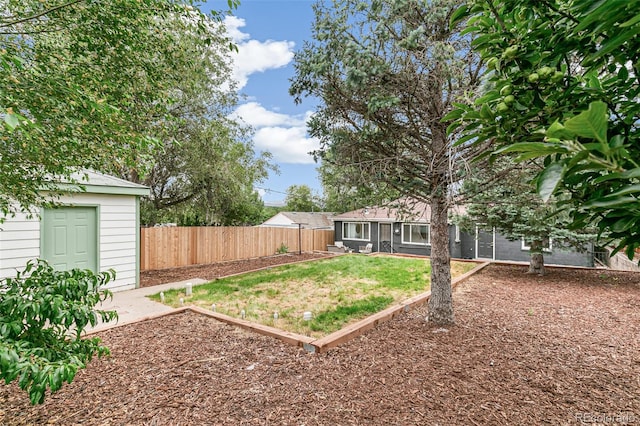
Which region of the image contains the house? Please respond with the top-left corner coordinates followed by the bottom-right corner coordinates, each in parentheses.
top-left (333, 200), bottom-right (595, 267)
top-left (259, 212), bottom-right (335, 229)
top-left (0, 170), bottom-right (150, 291)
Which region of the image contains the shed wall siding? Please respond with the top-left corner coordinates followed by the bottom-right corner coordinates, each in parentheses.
top-left (0, 210), bottom-right (40, 279)
top-left (1, 193), bottom-right (138, 291)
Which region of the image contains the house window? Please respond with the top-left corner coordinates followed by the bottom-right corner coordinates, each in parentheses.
top-left (521, 237), bottom-right (552, 252)
top-left (343, 222), bottom-right (370, 241)
top-left (402, 223), bottom-right (430, 245)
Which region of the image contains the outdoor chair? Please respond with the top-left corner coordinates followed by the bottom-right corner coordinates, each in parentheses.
top-left (328, 241), bottom-right (350, 253)
top-left (359, 243), bottom-right (373, 254)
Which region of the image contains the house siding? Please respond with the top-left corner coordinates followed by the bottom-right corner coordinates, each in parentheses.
top-left (335, 220), bottom-right (343, 243)
top-left (333, 219), bottom-right (593, 267)
top-left (337, 221), bottom-right (471, 258)
top-left (459, 230), bottom-right (477, 259)
top-left (493, 234), bottom-right (594, 267)
top-left (333, 201), bottom-right (595, 267)
top-left (1, 193), bottom-right (139, 291)
top-left (449, 226), bottom-right (463, 259)
top-left (392, 225), bottom-right (461, 257)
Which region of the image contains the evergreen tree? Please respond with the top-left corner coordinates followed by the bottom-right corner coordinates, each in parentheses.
top-left (457, 159), bottom-right (595, 275)
top-left (291, 0), bottom-right (483, 324)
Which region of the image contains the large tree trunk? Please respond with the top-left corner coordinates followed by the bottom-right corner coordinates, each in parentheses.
top-left (528, 239), bottom-right (545, 275)
top-left (427, 191), bottom-right (454, 325)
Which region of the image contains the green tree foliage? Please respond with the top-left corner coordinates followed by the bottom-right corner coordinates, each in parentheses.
top-left (452, 0), bottom-right (640, 258)
top-left (318, 151), bottom-right (400, 213)
top-left (457, 159), bottom-right (595, 274)
top-left (110, 10), bottom-right (274, 226)
top-left (143, 186), bottom-right (267, 226)
top-left (285, 184), bottom-right (320, 212)
top-left (0, 0), bottom-right (241, 404)
top-left (290, 0), bottom-right (482, 324)
top-left (0, 260), bottom-right (117, 404)
top-left (0, 0), bottom-right (238, 217)
top-left (138, 114), bottom-right (272, 226)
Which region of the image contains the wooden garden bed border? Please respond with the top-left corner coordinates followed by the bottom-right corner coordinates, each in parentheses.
top-left (307, 260), bottom-right (489, 353)
top-left (89, 259), bottom-right (489, 353)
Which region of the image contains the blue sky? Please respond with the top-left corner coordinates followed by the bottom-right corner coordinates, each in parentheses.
top-left (200, 0), bottom-right (321, 205)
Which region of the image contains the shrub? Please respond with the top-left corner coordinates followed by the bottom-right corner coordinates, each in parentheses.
top-left (0, 259), bottom-right (117, 404)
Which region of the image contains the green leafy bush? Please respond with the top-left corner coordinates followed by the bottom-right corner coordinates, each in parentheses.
top-left (0, 259), bottom-right (118, 404)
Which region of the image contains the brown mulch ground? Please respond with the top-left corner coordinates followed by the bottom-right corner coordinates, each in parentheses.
top-left (2, 264), bottom-right (640, 425)
top-left (139, 252), bottom-right (335, 287)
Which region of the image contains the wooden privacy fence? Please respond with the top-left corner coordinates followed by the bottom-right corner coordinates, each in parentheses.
top-left (140, 226), bottom-right (335, 271)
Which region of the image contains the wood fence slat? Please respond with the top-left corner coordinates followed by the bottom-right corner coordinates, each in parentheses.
top-left (140, 226), bottom-right (334, 270)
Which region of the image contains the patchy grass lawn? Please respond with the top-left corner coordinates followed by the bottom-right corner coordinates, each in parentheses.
top-left (149, 255), bottom-right (478, 337)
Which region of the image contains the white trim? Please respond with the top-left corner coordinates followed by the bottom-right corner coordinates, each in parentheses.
top-left (401, 223), bottom-right (430, 246)
top-left (521, 237), bottom-right (553, 253)
top-left (342, 222), bottom-right (371, 241)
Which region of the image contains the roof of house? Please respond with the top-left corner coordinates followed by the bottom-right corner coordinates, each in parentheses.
top-left (333, 199), bottom-right (466, 223)
top-left (261, 212), bottom-right (335, 229)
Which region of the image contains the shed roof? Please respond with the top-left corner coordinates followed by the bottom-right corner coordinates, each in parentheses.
top-left (57, 170), bottom-right (150, 196)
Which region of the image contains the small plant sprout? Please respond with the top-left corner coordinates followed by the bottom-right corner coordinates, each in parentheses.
top-left (185, 282), bottom-right (192, 296)
top-left (160, 292), bottom-right (165, 303)
top-left (528, 307), bottom-right (534, 316)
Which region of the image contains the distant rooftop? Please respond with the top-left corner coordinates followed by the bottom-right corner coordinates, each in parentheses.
top-left (261, 211), bottom-right (335, 229)
top-left (334, 199), bottom-right (466, 222)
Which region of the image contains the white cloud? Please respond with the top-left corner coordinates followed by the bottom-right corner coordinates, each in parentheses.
top-left (223, 17), bottom-right (318, 165)
top-left (232, 102), bottom-right (319, 164)
top-left (224, 16), bottom-right (294, 90)
top-left (224, 16), bottom-right (250, 43)
top-left (232, 102), bottom-right (305, 127)
top-left (254, 126), bottom-right (319, 164)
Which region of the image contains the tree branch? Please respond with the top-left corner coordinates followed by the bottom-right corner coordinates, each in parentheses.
top-left (0, 0), bottom-right (85, 29)
top-left (484, 0), bottom-right (507, 31)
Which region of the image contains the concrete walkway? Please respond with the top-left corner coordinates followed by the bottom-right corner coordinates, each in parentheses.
top-left (87, 278), bottom-right (208, 333)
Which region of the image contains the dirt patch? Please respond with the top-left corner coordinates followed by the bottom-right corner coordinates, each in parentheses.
top-left (2, 264), bottom-right (640, 425)
top-left (140, 252), bottom-right (335, 287)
